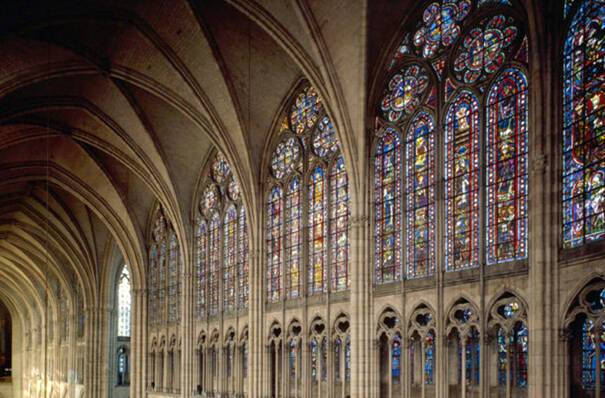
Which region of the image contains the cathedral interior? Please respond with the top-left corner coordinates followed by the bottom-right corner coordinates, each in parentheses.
top-left (0, 0), bottom-right (603, 397)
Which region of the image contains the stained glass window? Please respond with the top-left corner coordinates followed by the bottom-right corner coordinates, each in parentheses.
top-left (117, 346), bottom-right (129, 385)
top-left (117, 267), bottom-right (131, 337)
top-left (392, 334), bottom-right (402, 382)
top-left (158, 238), bottom-right (166, 324)
top-left (388, 34), bottom-right (412, 70)
top-left (267, 84), bottom-right (349, 300)
top-left (148, 209), bottom-right (179, 325)
top-left (582, 318), bottom-right (596, 388)
top-left (406, 112), bottom-right (436, 277)
top-left (334, 337), bottom-right (342, 381)
top-left (208, 212), bottom-right (220, 315)
top-left (453, 15), bottom-right (519, 84)
top-left (310, 338), bottom-right (319, 381)
top-left (223, 205), bottom-right (237, 312)
top-left (568, 284), bottom-right (605, 393)
top-left (330, 156), bottom-right (350, 291)
top-left (238, 208), bottom-right (249, 308)
top-left (562, 0), bottom-right (605, 247)
top-left (197, 152), bottom-right (248, 316)
top-left (345, 335), bottom-right (351, 381)
top-left (242, 340), bottom-right (248, 379)
top-left (309, 166), bottom-right (327, 295)
top-left (285, 177), bottom-right (302, 298)
top-left (381, 64), bottom-right (430, 123)
top-left (289, 339), bottom-right (297, 379)
top-left (413, 0), bottom-right (472, 58)
top-left (464, 329), bottom-right (481, 385)
top-left (203, 184), bottom-right (219, 212)
top-left (424, 330), bottom-right (435, 384)
top-left (321, 337), bottom-right (328, 381)
top-left (195, 219), bottom-right (208, 317)
top-left (497, 327), bottom-right (508, 385)
top-left (290, 86), bottom-right (322, 134)
top-left (486, 68), bottom-right (528, 263)
top-left (76, 291), bottom-right (84, 339)
top-left (445, 91), bottom-right (481, 271)
top-left (271, 137), bottom-right (301, 180)
top-left (478, 0), bottom-right (511, 5)
top-left (377, 0), bottom-right (528, 281)
top-left (490, 297), bottom-right (529, 389)
top-left (228, 177), bottom-right (240, 201)
top-left (267, 186), bottom-right (283, 302)
top-left (148, 244), bottom-right (158, 325)
top-left (313, 116), bottom-right (338, 157)
top-left (374, 129), bottom-right (402, 283)
top-left (565, 0), bottom-right (577, 17)
top-left (512, 322), bottom-right (529, 387)
top-left (212, 152), bottom-right (231, 184)
top-left (167, 230), bottom-right (179, 322)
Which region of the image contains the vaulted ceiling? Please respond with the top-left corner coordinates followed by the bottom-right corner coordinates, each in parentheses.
top-left (0, 0), bottom-right (428, 327)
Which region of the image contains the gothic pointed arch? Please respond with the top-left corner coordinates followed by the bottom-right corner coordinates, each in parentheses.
top-left (286, 319), bottom-right (303, 396)
top-left (264, 81), bottom-right (351, 302)
top-left (486, 292), bottom-right (529, 394)
top-left (446, 298), bottom-right (481, 396)
top-left (408, 303), bottom-right (437, 396)
top-left (147, 205), bottom-right (181, 327)
top-left (193, 150), bottom-right (249, 318)
top-left (376, 307), bottom-right (404, 395)
top-left (332, 313), bottom-right (351, 397)
top-left (372, 0), bottom-right (529, 282)
top-left (564, 277), bottom-right (605, 395)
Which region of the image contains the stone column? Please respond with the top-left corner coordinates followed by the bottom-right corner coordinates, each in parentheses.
top-left (559, 328), bottom-right (571, 398)
top-left (302, 337), bottom-right (308, 398)
top-left (131, 288), bottom-right (147, 397)
top-left (69, 309), bottom-right (76, 398)
top-left (349, 215), bottom-right (371, 397)
top-left (527, 15), bottom-right (557, 397)
top-left (99, 306), bottom-right (112, 398)
top-left (248, 245), bottom-right (263, 397)
top-left (182, 265), bottom-right (193, 397)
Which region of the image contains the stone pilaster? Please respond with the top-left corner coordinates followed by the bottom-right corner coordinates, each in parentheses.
top-left (349, 215), bottom-right (371, 397)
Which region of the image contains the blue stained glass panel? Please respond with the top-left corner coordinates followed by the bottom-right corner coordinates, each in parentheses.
top-left (562, 0), bottom-right (605, 247)
top-left (374, 129), bottom-right (403, 283)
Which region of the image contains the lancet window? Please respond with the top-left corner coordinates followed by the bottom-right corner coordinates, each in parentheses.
top-left (195, 152), bottom-right (249, 317)
top-left (309, 318), bottom-right (328, 395)
top-left (487, 294), bottom-right (528, 396)
top-left (333, 314), bottom-right (351, 397)
top-left (562, 0), bottom-right (605, 248)
top-left (377, 309), bottom-right (404, 396)
top-left (373, 0), bottom-right (529, 282)
top-left (287, 321), bottom-right (303, 397)
top-left (118, 266), bottom-right (131, 337)
top-left (408, 305), bottom-right (436, 397)
top-left (266, 84), bottom-right (350, 301)
top-left (148, 208), bottom-right (181, 325)
top-left (446, 300), bottom-right (481, 397)
top-left (565, 279), bottom-right (605, 396)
